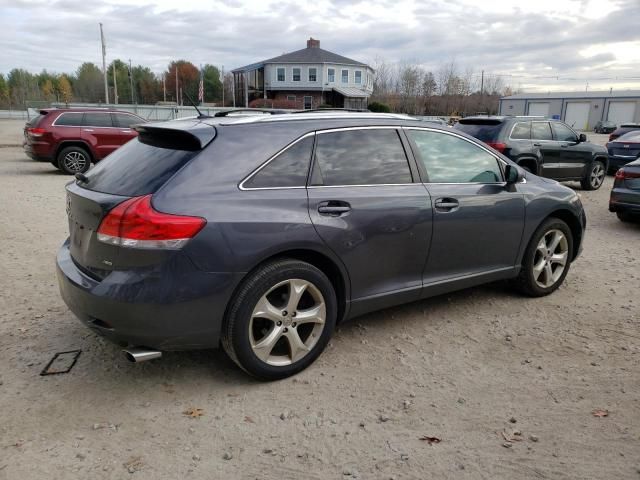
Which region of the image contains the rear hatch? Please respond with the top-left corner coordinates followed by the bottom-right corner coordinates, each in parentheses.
top-left (455, 118), bottom-right (508, 153)
top-left (23, 110), bottom-right (50, 145)
top-left (65, 120), bottom-right (215, 279)
top-left (608, 133), bottom-right (640, 159)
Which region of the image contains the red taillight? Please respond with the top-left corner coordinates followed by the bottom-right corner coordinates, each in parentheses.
top-left (615, 168), bottom-right (640, 180)
top-left (27, 127), bottom-right (46, 137)
top-left (486, 142), bottom-right (506, 153)
top-left (97, 195), bottom-right (206, 249)
top-left (609, 134), bottom-right (617, 141)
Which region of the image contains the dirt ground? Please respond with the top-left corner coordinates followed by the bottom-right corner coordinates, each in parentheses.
top-left (0, 122), bottom-right (638, 479)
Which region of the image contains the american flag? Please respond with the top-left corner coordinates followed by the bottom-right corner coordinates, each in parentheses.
top-left (198, 69), bottom-right (204, 103)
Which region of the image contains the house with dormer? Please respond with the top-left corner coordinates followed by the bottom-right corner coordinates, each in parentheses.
top-left (232, 38), bottom-right (374, 110)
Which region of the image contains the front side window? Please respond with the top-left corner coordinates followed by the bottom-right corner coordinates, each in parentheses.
top-left (83, 113), bottom-right (113, 127)
top-left (114, 113), bottom-right (141, 128)
top-left (408, 130), bottom-right (503, 183)
top-left (511, 121), bottom-right (531, 140)
top-left (328, 68), bottom-right (335, 82)
top-left (531, 122), bottom-right (553, 141)
top-left (277, 67), bottom-right (285, 82)
top-left (308, 68), bottom-right (317, 82)
top-left (55, 112), bottom-right (84, 126)
top-left (552, 122), bottom-right (578, 142)
top-left (355, 71), bottom-right (362, 84)
top-left (292, 68), bottom-right (301, 82)
top-left (311, 129), bottom-right (412, 186)
top-left (341, 69), bottom-right (349, 83)
top-left (243, 135), bottom-right (314, 189)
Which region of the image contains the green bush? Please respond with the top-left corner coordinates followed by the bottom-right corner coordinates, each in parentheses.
top-left (368, 101), bottom-right (391, 113)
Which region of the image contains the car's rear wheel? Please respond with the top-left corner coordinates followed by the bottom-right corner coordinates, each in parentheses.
top-left (50, 160), bottom-right (61, 170)
top-left (514, 218), bottom-right (573, 297)
top-left (581, 160), bottom-right (605, 190)
top-left (222, 259), bottom-right (337, 380)
top-left (57, 146), bottom-right (91, 175)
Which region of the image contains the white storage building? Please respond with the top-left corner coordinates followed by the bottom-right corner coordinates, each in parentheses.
top-left (499, 90), bottom-right (640, 131)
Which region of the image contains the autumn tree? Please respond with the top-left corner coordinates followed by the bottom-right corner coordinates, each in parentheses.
top-left (165, 60), bottom-right (199, 104)
top-left (57, 74), bottom-right (73, 103)
top-left (0, 74), bottom-right (9, 107)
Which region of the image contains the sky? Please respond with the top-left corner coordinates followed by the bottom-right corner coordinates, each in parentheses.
top-left (1, 0), bottom-right (639, 93)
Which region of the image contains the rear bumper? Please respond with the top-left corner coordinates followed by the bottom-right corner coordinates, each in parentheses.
top-left (56, 239), bottom-right (243, 351)
top-left (24, 142), bottom-right (53, 162)
top-left (608, 155), bottom-right (639, 170)
top-left (609, 188), bottom-right (640, 214)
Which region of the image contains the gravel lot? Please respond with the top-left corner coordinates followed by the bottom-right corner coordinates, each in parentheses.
top-left (0, 122), bottom-right (638, 479)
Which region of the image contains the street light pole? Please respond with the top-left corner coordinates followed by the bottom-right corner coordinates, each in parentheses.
top-left (99, 23), bottom-right (109, 104)
top-left (129, 59), bottom-right (135, 104)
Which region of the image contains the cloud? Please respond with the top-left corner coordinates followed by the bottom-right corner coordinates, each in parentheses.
top-left (0, 0), bottom-right (639, 92)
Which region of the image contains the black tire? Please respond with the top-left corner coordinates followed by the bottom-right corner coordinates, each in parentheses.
top-left (616, 211), bottom-right (635, 223)
top-left (580, 160), bottom-right (605, 191)
top-left (222, 259), bottom-right (337, 380)
top-left (514, 218), bottom-right (574, 297)
top-left (50, 160), bottom-right (61, 170)
top-left (520, 165), bottom-right (533, 174)
top-left (57, 146), bottom-right (91, 175)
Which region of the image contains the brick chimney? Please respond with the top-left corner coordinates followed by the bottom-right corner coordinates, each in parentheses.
top-left (307, 37), bottom-right (320, 49)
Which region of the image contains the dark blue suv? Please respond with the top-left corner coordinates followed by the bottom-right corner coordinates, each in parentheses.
top-left (57, 112), bottom-right (586, 379)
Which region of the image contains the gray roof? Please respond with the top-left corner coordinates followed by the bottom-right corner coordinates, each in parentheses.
top-left (233, 46), bottom-right (367, 72)
top-left (502, 90), bottom-right (640, 100)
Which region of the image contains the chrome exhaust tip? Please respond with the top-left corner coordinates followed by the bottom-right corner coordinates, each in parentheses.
top-left (123, 347), bottom-right (162, 363)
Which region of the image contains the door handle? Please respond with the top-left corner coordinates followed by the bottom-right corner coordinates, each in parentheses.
top-left (120, 129), bottom-right (131, 133)
top-left (434, 198), bottom-right (459, 212)
top-left (533, 143), bottom-right (542, 146)
top-left (560, 144), bottom-right (568, 148)
top-left (318, 201), bottom-right (351, 216)
top-left (83, 129), bottom-right (94, 132)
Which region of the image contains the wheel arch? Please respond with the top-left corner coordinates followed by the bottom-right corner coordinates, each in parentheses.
top-left (540, 209), bottom-right (583, 261)
top-left (516, 157), bottom-right (540, 175)
top-left (55, 141), bottom-right (95, 163)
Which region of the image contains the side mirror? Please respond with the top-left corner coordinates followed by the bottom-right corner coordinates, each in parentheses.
top-left (578, 133), bottom-right (587, 143)
top-left (505, 164), bottom-right (524, 184)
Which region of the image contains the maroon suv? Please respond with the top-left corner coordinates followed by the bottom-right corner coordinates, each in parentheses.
top-left (24, 108), bottom-right (145, 174)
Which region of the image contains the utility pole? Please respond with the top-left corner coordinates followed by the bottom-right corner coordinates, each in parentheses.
top-left (112, 62), bottom-right (118, 104)
top-left (221, 65), bottom-right (225, 107)
top-left (162, 73), bottom-right (166, 102)
top-left (175, 66), bottom-right (179, 105)
top-left (99, 23), bottom-right (109, 104)
top-left (480, 70), bottom-right (484, 95)
top-left (128, 59), bottom-right (135, 104)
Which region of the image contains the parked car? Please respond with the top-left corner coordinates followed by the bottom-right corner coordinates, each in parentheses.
top-left (57, 113), bottom-right (586, 380)
top-left (593, 120), bottom-right (617, 134)
top-left (455, 116), bottom-right (609, 190)
top-left (609, 159), bottom-right (640, 222)
top-left (23, 108), bottom-right (145, 175)
top-left (607, 130), bottom-right (640, 173)
top-left (609, 123), bottom-right (640, 142)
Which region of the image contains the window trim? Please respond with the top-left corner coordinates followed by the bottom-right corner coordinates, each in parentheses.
top-left (403, 126), bottom-right (509, 185)
top-left (276, 67), bottom-right (285, 82)
top-left (286, 95), bottom-right (297, 101)
top-left (292, 67), bottom-right (301, 82)
top-left (238, 132), bottom-right (315, 191)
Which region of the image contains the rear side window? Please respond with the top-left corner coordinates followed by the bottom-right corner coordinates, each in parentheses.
top-left (408, 130), bottom-right (503, 183)
top-left (81, 140), bottom-right (197, 196)
top-left (114, 113), bottom-right (142, 128)
top-left (243, 135), bottom-right (314, 189)
top-left (55, 113), bottom-right (84, 126)
top-left (511, 122), bottom-right (531, 140)
top-left (311, 129), bottom-right (412, 186)
top-left (531, 122), bottom-right (553, 140)
top-left (83, 113), bottom-right (113, 127)
top-left (455, 121), bottom-right (502, 142)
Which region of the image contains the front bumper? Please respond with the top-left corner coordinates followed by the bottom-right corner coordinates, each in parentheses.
top-left (56, 239), bottom-right (243, 350)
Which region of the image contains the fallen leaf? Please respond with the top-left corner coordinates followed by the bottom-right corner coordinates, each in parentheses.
top-left (592, 409), bottom-right (609, 417)
top-left (419, 435), bottom-right (441, 444)
top-left (123, 456), bottom-right (144, 473)
top-left (183, 407), bottom-right (204, 418)
top-left (244, 416), bottom-right (255, 424)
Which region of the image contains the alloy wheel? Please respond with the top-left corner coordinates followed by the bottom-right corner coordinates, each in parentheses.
top-left (249, 278), bottom-right (326, 366)
top-left (590, 163), bottom-right (605, 189)
top-left (63, 151), bottom-right (88, 173)
top-left (532, 229), bottom-right (569, 289)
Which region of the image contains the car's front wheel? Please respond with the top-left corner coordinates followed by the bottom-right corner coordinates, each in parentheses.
top-left (514, 218), bottom-right (573, 297)
top-left (581, 160), bottom-right (605, 190)
top-left (57, 146), bottom-right (91, 175)
top-left (222, 259), bottom-right (337, 380)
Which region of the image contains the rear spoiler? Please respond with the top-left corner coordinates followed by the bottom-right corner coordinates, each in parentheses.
top-left (134, 122), bottom-right (216, 151)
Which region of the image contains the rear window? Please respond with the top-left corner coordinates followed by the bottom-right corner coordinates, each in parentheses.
top-left (27, 113), bottom-right (46, 127)
top-left (454, 121), bottom-right (503, 142)
top-left (617, 131), bottom-right (640, 142)
top-left (80, 139), bottom-right (197, 196)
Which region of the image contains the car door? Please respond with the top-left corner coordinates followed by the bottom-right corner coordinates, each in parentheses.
top-left (531, 121), bottom-right (564, 179)
top-left (404, 128), bottom-right (525, 290)
top-left (551, 121), bottom-right (591, 178)
top-left (113, 113), bottom-right (142, 145)
top-left (306, 127), bottom-right (432, 310)
top-left (81, 112), bottom-right (121, 160)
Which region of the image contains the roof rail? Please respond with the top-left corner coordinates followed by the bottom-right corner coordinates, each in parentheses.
top-left (291, 108), bottom-right (370, 114)
top-left (213, 108), bottom-right (289, 117)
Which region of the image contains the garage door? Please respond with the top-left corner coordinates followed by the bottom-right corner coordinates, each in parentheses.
top-left (607, 102), bottom-right (636, 125)
top-left (528, 102), bottom-right (549, 117)
top-left (564, 102), bottom-right (590, 130)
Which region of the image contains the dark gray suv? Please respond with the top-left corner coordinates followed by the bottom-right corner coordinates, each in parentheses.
top-left (57, 113), bottom-right (586, 379)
